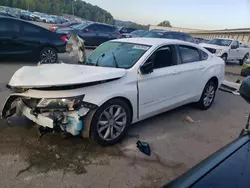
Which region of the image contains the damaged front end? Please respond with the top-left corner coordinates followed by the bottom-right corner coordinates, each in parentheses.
top-left (2, 90), bottom-right (97, 137)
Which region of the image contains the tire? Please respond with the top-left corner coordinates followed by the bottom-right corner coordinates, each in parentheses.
top-left (239, 53), bottom-right (249, 66)
top-left (221, 53), bottom-right (227, 63)
top-left (39, 47), bottom-right (58, 64)
top-left (197, 80), bottom-right (217, 110)
top-left (241, 66), bottom-right (250, 77)
top-left (90, 99), bottom-right (132, 146)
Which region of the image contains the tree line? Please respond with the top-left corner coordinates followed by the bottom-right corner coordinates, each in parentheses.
top-left (0, 0), bottom-right (171, 30)
top-left (0, 0), bottom-right (114, 24)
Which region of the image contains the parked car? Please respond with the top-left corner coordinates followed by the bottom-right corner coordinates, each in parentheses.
top-left (121, 29), bottom-right (147, 38)
top-left (0, 16), bottom-right (68, 63)
top-left (57, 22), bottom-right (122, 46)
top-left (200, 38), bottom-right (250, 65)
top-left (20, 11), bottom-right (34, 21)
top-left (140, 30), bottom-right (196, 43)
top-left (49, 22), bottom-right (81, 32)
top-left (195, 37), bottom-right (210, 44)
top-left (119, 27), bottom-right (137, 34)
top-left (2, 38), bottom-right (224, 145)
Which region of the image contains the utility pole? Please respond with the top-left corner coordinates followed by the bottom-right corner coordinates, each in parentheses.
top-left (72, 0), bottom-right (74, 16)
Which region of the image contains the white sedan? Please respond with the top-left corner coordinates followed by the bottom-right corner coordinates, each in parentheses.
top-left (2, 38), bottom-right (225, 145)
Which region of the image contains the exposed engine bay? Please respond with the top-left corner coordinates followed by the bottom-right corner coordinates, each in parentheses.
top-left (2, 93), bottom-right (97, 137)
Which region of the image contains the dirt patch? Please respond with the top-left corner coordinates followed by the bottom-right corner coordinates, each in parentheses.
top-left (0, 118), bottom-right (123, 176)
top-left (0, 117), bottom-right (187, 187)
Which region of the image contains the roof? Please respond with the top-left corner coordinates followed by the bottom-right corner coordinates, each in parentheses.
top-left (112, 37), bottom-right (195, 46)
top-left (216, 38), bottom-right (235, 40)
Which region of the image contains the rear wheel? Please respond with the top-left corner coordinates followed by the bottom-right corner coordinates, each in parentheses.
top-left (39, 47), bottom-right (58, 64)
top-left (90, 99), bottom-right (132, 146)
top-left (239, 53), bottom-right (249, 66)
top-left (197, 80), bottom-right (216, 110)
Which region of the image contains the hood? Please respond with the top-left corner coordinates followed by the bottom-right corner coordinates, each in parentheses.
top-left (9, 63), bottom-right (126, 88)
top-left (199, 43), bottom-right (228, 50)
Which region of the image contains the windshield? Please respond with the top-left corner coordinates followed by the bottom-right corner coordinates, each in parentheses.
top-left (86, 41), bottom-right (151, 69)
top-left (72, 22), bottom-right (89, 30)
top-left (208, 39), bottom-right (233, 46)
top-left (140, 31), bottom-right (165, 38)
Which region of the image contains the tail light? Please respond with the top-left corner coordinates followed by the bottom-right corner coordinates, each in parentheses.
top-left (117, 33), bottom-right (123, 38)
top-left (49, 27), bottom-right (56, 31)
top-left (61, 35), bottom-right (68, 42)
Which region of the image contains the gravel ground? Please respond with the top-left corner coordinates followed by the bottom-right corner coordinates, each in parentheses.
top-left (0, 21), bottom-right (248, 187)
top-left (0, 53), bottom-right (249, 187)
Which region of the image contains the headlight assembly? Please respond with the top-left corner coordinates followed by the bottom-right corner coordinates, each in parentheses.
top-left (37, 96), bottom-right (84, 109)
top-left (216, 49), bottom-right (222, 54)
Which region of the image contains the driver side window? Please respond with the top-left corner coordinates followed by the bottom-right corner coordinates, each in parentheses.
top-left (232, 41), bottom-right (239, 48)
top-left (147, 45), bottom-right (177, 69)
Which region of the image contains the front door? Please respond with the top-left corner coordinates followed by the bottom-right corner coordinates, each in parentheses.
top-left (138, 45), bottom-right (184, 119)
top-left (228, 40), bottom-right (240, 60)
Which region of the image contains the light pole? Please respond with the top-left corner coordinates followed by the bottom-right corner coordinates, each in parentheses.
top-left (72, 0), bottom-right (75, 16)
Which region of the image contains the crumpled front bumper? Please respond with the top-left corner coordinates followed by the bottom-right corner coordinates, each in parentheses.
top-left (2, 95), bottom-right (92, 136)
top-left (17, 100), bottom-right (54, 128)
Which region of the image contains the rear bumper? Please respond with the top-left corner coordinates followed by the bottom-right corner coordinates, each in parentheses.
top-left (56, 44), bottom-right (66, 53)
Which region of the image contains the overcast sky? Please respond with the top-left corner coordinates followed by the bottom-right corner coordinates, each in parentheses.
top-left (87, 0), bottom-right (250, 29)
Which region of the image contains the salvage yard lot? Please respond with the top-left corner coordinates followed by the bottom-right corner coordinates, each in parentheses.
top-left (0, 52), bottom-right (249, 187)
top-left (0, 21), bottom-right (248, 188)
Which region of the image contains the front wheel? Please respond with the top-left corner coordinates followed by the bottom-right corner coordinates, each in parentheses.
top-left (90, 99), bottom-right (132, 146)
top-left (197, 80), bottom-right (216, 110)
top-left (221, 53), bottom-right (227, 63)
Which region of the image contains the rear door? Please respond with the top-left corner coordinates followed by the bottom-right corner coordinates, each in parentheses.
top-left (18, 21), bottom-right (45, 55)
top-left (175, 45), bottom-right (208, 100)
top-left (0, 18), bottom-right (21, 55)
top-left (94, 25), bottom-right (116, 45)
top-left (82, 24), bottom-right (101, 46)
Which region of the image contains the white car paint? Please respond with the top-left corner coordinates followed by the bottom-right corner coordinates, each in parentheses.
top-left (9, 63), bottom-right (126, 88)
top-left (200, 38), bottom-right (250, 62)
top-left (2, 38), bottom-right (225, 141)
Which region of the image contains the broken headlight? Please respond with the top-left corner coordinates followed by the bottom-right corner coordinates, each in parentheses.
top-left (37, 96), bottom-right (84, 109)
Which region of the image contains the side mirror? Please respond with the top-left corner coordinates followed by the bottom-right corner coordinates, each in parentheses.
top-left (140, 61), bottom-right (154, 74)
top-left (84, 28), bottom-right (89, 33)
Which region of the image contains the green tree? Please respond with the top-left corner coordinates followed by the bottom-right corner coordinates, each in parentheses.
top-left (0, 0), bottom-right (115, 24)
top-left (157, 20), bottom-right (172, 27)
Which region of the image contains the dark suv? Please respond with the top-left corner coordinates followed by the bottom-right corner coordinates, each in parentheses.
top-left (140, 29), bottom-right (195, 43)
top-left (57, 22), bottom-right (121, 46)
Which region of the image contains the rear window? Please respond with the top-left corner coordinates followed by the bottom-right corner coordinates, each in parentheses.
top-left (22, 22), bottom-right (41, 33)
top-left (141, 31), bottom-right (165, 38)
top-left (179, 45), bottom-right (200, 63)
top-left (183, 34), bottom-right (195, 43)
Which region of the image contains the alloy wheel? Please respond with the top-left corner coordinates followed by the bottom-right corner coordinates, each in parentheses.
top-left (41, 49), bottom-right (57, 63)
top-left (97, 105), bottom-right (127, 141)
top-left (203, 85), bottom-right (215, 107)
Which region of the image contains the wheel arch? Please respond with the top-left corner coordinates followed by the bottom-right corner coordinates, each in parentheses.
top-left (81, 96), bottom-right (134, 139)
top-left (101, 96), bottom-right (134, 121)
top-left (208, 76), bottom-right (219, 90)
